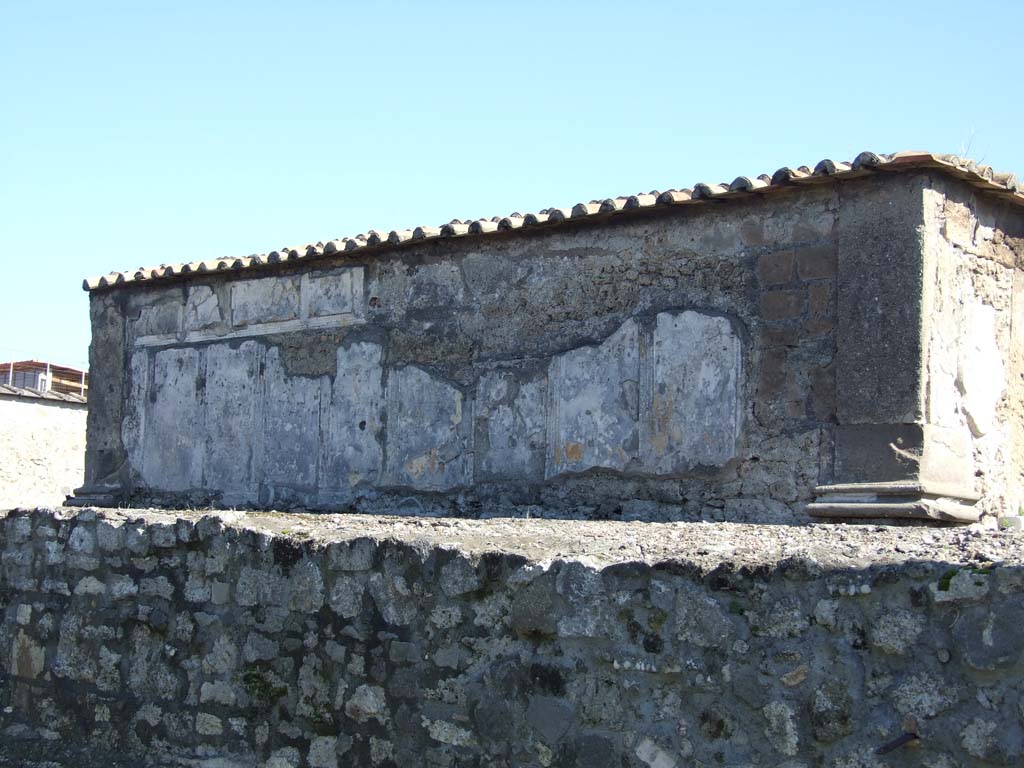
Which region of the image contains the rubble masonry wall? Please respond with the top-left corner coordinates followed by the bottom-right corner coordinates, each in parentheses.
top-left (2, 508), bottom-right (1023, 767)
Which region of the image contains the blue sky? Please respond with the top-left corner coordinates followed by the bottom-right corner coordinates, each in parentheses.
top-left (2, 1), bottom-right (1022, 369)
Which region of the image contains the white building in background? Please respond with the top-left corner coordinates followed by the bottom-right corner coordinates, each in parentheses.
top-left (1, 360), bottom-right (89, 397)
top-left (0, 362), bottom-right (88, 508)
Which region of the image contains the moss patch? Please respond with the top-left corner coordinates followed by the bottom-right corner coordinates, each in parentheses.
top-left (241, 669), bottom-right (288, 706)
top-left (937, 569), bottom-right (958, 592)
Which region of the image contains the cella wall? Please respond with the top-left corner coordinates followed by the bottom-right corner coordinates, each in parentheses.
top-left (75, 166), bottom-right (1024, 524)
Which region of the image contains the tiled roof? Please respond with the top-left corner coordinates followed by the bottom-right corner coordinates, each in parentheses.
top-left (84, 151), bottom-right (1023, 292)
top-left (0, 384), bottom-right (87, 404)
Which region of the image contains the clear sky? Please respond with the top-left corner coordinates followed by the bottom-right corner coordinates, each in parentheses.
top-left (2, 1), bottom-right (1021, 369)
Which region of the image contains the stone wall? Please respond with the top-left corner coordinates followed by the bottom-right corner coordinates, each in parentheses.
top-left (83, 178), bottom-right (856, 520)
top-left (2, 507), bottom-right (1023, 767)
top-left (0, 395), bottom-right (86, 509)
top-left (76, 171), bottom-right (1024, 523)
top-left (919, 176), bottom-right (1024, 520)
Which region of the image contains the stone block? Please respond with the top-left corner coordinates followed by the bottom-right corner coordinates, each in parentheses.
top-left (525, 696), bottom-right (575, 743)
top-left (140, 347), bottom-right (204, 491)
top-left (203, 341), bottom-right (261, 496)
top-left (308, 736), bottom-right (339, 768)
top-left (917, 424), bottom-right (975, 490)
top-left (345, 684), bottom-right (388, 724)
top-left (640, 311), bottom-right (742, 472)
top-left (11, 631), bottom-right (44, 679)
top-left (195, 712), bottom-right (223, 736)
top-left (808, 282), bottom-right (832, 317)
top-left (132, 294), bottom-right (182, 337)
top-left (546, 319), bottom-right (640, 478)
top-left (230, 276), bottom-right (300, 327)
top-left (758, 348), bottom-right (788, 398)
top-left (808, 363), bottom-right (836, 421)
top-left (388, 641), bottom-right (422, 665)
top-left (474, 370), bottom-right (547, 482)
top-left (439, 557), bottom-right (482, 597)
top-left (760, 290), bottom-right (805, 321)
top-left (184, 285), bottom-right (222, 331)
top-left (835, 175), bottom-right (927, 424)
top-left (302, 267), bottom-right (363, 318)
top-left (757, 250), bottom-right (795, 286)
top-left (261, 348), bottom-right (321, 491)
top-left (794, 244), bottom-right (837, 280)
top-left (833, 424), bottom-right (923, 484)
top-left (953, 604), bottom-right (1022, 671)
top-left (384, 366), bottom-right (471, 491)
top-left (329, 575), bottom-right (365, 618)
top-left (328, 539), bottom-right (376, 572)
top-left (321, 342), bottom-right (384, 493)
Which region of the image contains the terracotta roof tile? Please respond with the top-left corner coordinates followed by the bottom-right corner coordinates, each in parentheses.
top-left (0, 384), bottom-right (87, 404)
top-left (84, 151), bottom-right (1024, 291)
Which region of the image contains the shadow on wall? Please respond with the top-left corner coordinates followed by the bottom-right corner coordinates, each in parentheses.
top-left (0, 508), bottom-right (1022, 766)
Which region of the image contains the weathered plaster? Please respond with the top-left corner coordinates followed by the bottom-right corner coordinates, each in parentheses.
top-left (918, 176), bottom-right (1024, 519)
top-left (76, 173), bottom-right (1024, 522)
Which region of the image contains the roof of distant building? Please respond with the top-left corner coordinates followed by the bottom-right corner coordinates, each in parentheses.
top-left (0, 384), bottom-right (87, 404)
top-left (0, 360), bottom-right (87, 377)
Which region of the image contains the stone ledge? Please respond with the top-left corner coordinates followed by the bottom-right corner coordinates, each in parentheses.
top-left (10, 506), bottom-right (1023, 573)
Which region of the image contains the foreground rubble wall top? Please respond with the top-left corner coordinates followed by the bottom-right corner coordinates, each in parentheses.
top-left (2, 507), bottom-right (1023, 766)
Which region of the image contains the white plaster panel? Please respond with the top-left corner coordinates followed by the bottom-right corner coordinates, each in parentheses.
top-left (321, 342), bottom-right (384, 491)
top-left (141, 347), bottom-right (204, 491)
top-left (961, 303), bottom-right (1005, 437)
top-left (203, 342), bottom-right (262, 494)
top-left (546, 319), bottom-right (640, 477)
top-left (475, 371), bottom-right (547, 482)
top-left (261, 349), bottom-right (321, 489)
top-left (231, 276), bottom-right (300, 327)
top-left (923, 228), bottom-right (965, 431)
top-left (384, 366), bottom-right (471, 491)
top-left (184, 286), bottom-right (222, 331)
top-left (303, 267), bottom-right (363, 318)
top-left (641, 311), bottom-right (742, 472)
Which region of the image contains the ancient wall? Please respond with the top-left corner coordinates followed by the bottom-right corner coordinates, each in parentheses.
top-left (2, 507), bottom-right (1023, 767)
top-left (84, 178), bottom-right (859, 520)
top-left (807, 174), bottom-right (1024, 524)
top-left (0, 395), bottom-right (86, 509)
top-left (76, 172), bottom-right (1024, 523)
top-left (919, 176), bottom-right (1024, 520)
